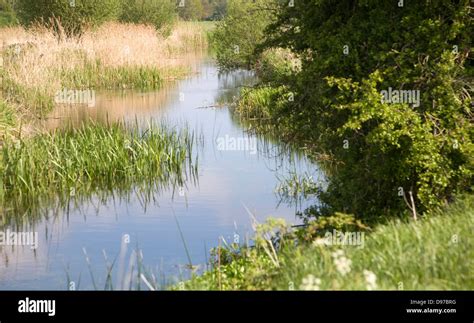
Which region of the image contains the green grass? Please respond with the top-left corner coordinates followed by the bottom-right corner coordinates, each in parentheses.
top-left (181, 195), bottom-right (474, 290)
top-left (0, 73), bottom-right (55, 114)
top-left (58, 61), bottom-right (189, 90)
top-left (0, 98), bottom-right (16, 138)
top-left (0, 121), bottom-right (199, 220)
top-left (0, 11), bottom-right (17, 27)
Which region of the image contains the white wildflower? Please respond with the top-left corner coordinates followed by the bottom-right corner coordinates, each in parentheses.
top-left (363, 270), bottom-right (377, 290)
top-left (334, 256), bottom-right (352, 276)
top-left (331, 249), bottom-right (344, 258)
top-left (299, 274), bottom-right (322, 290)
top-left (332, 249), bottom-right (351, 276)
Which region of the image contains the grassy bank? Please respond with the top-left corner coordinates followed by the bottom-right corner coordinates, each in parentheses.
top-left (181, 195), bottom-right (474, 290)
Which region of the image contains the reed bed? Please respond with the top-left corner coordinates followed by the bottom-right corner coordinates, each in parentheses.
top-left (0, 21), bottom-right (209, 119)
top-left (0, 121), bottom-right (199, 220)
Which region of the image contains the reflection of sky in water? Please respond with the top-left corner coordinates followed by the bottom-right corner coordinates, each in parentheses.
top-left (0, 59), bottom-right (320, 290)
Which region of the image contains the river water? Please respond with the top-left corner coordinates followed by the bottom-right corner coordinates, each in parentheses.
top-left (0, 58), bottom-right (319, 290)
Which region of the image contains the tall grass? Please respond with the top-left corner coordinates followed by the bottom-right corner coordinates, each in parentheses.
top-left (0, 98), bottom-right (15, 140)
top-left (0, 121), bottom-right (199, 220)
top-left (181, 195), bottom-right (474, 290)
top-left (0, 21), bottom-right (209, 120)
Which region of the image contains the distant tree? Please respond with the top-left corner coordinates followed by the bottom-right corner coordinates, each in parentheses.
top-left (177, 0), bottom-right (203, 21)
top-left (0, 0), bottom-right (18, 26)
top-left (211, 0), bottom-right (275, 69)
top-left (201, 0), bottom-right (226, 20)
top-left (15, 0), bottom-right (121, 36)
top-left (120, 0), bottom-right (177, 36)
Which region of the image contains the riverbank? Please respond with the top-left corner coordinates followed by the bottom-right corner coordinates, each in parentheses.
top-left (0, 21), bottom-right (211, 140)
top-left (181, 194), bottom-right (474, 290)
top-left (0, 21), bottom-right (210, 220)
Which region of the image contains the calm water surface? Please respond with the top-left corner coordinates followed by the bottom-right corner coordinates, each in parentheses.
top-left (0, 58), bottom-right (320, 289)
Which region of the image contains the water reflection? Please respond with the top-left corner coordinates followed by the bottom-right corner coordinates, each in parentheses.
top-left (0, 58), bottom-right (319, 290)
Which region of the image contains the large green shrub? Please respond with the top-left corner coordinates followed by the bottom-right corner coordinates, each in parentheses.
top-left (211, 0), bottom-right (275, 69)
top-left (120, 0), bottom-right (176, 35)
top-left (15, 0), bottom-right (121, 36)
top-left (255, 0), bottom-right (473, 221)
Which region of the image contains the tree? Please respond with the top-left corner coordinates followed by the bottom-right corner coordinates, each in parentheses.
top-left (15, 0), bottom-right (121, 36)
top-left (177, 0), bottom-right (203, 21)
top-left (211, 0), bottom-right (275, 69)
top-left (259, 0), bottom-right (473, 220)
top-left (120, 0), bottom-right (176, 36)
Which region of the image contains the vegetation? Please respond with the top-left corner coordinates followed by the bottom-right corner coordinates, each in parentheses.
top-left (178, 0), bottom-right (204, 21)
top-left (171, 0), bottom-right (474, 291)
top-left (0, 98), bottom-right (16, 141)
top-left (201, 0), bottom-right (226, 21)
top-left (0, 21), bottom-right (209, 126)
top-left (0, 121), bottom-right (198, 220)
top-left (0, 0), bottom-right (471, 292)
top-left (120, 0), bottom-right (176, 35)
top-left (0, 18), bottom-right (208, 220)
top-left (231, 0), bottom-right (473, 222)
top-left (210, 0), bottom-right (275, 69)
top-left (15, 0), bottom-right (121, 36)
top-left (181, 195), bottom-right (474, 290)
top-left (0, 0), bottom-right (17, 27)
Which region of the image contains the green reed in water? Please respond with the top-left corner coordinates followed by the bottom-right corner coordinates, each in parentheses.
top-left (0, 121), bottom-right (199, 220)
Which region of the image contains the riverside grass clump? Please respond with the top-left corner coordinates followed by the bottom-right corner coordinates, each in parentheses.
top-left (180, 195), bottom-right (474, 291)
top-left (0, 121), bottom-right (199, 220)
top-left (0, 21), bottom-right (209, 121)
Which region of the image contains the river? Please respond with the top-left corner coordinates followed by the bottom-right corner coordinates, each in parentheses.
top-left (0, 58), bottom-right (320, 290)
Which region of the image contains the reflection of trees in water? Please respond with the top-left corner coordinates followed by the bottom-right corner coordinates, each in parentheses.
top-left (226, 111), bottom-right (324, 212)
top-left (217, 67), bottom-right (324, 213)
top-left (36, 86), bottom-right (180, 132)
top-left (215, 69), bottom-right (257, 105)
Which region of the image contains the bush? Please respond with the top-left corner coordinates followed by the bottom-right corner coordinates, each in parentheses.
top-left (177, 0), bottom-right (203, 21)
top-left (15, 0), bottom-right (121, 36)
top-left (255, 48), bottom-right (300, 84)
top-left (120, 0), bottom-right (176, 36)
top-left (255, 0), bottom-right (473, 221)
top-left (210, 0), bottom-right (275, 69)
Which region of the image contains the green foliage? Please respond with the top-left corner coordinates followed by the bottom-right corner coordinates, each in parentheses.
top-left (235, 86), bottom-right (282, 120)
top-left (58, 60), bottom-right (168, 90)
top-left (0, 99), bottom-right (16, 141)
top-left (0, 121), bottom-right (198, 217)
top-left (182, 195), bottom-right (474, 290)
top-left (201, 0), bottom-right (226, 21)
top-left (0, 0), bottom-right (18, 26)
top-left (15, 0), bottom-right (121, 36)
top-left (120, 0), bottom-right (176, 35)
top-left (245, 0), bottom-right (473, 220)
top-left (295, 212), bottom-right (371, 243)
top-left (177, 0), bottom-right (203, 21)
top-left (256, 48), bottom-right (300, 84)
top-left (210, 0), bottom-right (275, 69)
